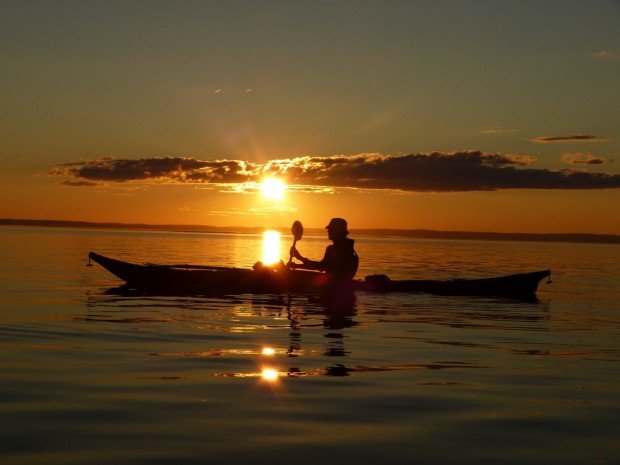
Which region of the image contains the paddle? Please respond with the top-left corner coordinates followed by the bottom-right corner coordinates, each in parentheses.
top-left (287, 220), bottom-right (304, 268)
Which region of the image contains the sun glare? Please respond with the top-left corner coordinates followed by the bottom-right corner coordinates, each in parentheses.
top-left (261, 178), bottom-right (285, 200)
top-left (262, 230), bottom-right (281, 265)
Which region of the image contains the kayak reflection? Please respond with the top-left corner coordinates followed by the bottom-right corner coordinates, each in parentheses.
top-left (92, 287), bottom-right (361, 377)
top-left (85, 289), bottom-right (537, 378)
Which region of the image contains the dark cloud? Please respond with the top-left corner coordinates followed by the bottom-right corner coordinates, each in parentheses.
top-left (51, 157), bottom-right (260, 184)
top-left (562, 153), bottom-right (606, 165)
top-left (530, 135), bottom-right (607, 143)
top-left (270, 152), bottom-right (618, 191)
top-left (51, 152), bottom-right (620, 192)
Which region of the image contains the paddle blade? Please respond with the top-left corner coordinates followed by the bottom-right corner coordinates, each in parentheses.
top-left (292, 220), bottom-right (303, 241)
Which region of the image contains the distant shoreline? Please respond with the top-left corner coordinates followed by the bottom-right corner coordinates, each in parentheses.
top-left (2, 218), bottom-right (619, 244)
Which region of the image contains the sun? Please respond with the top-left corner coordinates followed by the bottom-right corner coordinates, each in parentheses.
top-left (261, 178), bottom-right (285, 200)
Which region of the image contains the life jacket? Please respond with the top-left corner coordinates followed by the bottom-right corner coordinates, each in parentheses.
top-left (323, 238), bottom-right (359, 281)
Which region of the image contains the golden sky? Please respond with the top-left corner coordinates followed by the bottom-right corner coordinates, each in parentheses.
top-left (1, 1), bottom-right (619, 233)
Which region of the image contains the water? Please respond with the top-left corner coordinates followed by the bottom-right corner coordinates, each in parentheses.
top-left (1, 226), bottom-right (619, 465)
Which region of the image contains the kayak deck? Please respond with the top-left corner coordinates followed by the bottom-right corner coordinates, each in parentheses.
top-left (88, 252), bottom-right (551, 299)
top-left (357, 270), bottom-right (551, 298)
top-left (88, 252), bottom-right (330, 294)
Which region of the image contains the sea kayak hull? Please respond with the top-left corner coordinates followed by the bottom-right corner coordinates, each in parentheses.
top-left (357, 271), bottom-right (551, 297)
top-left (88, 252), bottom-right (550, 298)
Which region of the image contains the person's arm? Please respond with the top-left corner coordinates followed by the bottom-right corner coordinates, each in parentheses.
top-left (290, 246), bottom-right (327, 271)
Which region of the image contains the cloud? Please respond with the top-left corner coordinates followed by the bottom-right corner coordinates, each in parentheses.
top-left (51, 157), bottom-right (260, 184)
top-left (562, 153), bottom-right (606, 165)
top-left (51, 152), bottom-right (620, 192)
top-left (593, 50), bottom-right (617, 59)
top-left (59, 179), bottom-right (100, 187)
top-left (481, 127), bottom-right (517, 135)
top-left (208, 205), bottom-right (297, 217)
top-left (530, 135), bottom-right (607, 143)
top-left (218, 182), bottom-right (335, 195)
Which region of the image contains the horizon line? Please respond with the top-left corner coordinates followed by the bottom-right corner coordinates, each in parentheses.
top-left (1, 218), bottom-right (618, 244)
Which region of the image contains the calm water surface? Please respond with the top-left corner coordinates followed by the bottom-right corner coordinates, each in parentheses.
top-left (1, 226), bottom-right (619, 464)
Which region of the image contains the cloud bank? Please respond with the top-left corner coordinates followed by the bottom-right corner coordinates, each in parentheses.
top-left (51, 157), bottom-right (257, 184)
top-left (50, 152), bottom-right (620, 192)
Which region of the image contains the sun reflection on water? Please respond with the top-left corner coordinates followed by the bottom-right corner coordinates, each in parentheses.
top-left (262, 347), bottom-right (276, 356)
top-left (262, 230), bottom-right (281, 265)
top-left (261, 368), bottom-right (279, 382)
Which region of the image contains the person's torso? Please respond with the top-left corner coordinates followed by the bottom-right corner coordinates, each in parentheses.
top-left (323, 239), bottom-right (358, 279)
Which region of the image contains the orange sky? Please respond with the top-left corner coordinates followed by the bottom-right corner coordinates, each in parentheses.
top-left (1, 2), bottom-right (619, 233)
top-left (1, 171), bottom-right (618, 234)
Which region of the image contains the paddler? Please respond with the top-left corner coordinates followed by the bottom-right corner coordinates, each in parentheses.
top-left (289, 217), bottom-right (359, 289)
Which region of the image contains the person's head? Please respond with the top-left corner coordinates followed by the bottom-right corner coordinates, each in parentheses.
top-left (325, 217), bottom-right (349, 241)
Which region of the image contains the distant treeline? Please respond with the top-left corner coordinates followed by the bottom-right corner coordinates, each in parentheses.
top-left (353, 228), bottom-right (620, 244)
top-left (1, 218), bottom-right (619, 244)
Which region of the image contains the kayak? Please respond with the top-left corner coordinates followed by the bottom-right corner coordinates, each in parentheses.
top-left (88, 252), bottom-right (551, 299)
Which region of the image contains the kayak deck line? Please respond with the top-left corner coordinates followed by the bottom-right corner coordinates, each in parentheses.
top-left (88, 252), bottom-right (551, 299)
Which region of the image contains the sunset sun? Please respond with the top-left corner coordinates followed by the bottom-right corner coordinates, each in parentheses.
top-left (261, 178), bottom-right (285, 200)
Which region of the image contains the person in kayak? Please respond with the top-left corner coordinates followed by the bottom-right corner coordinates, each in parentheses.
top-left (289, 218), bottom-right (359, 287)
